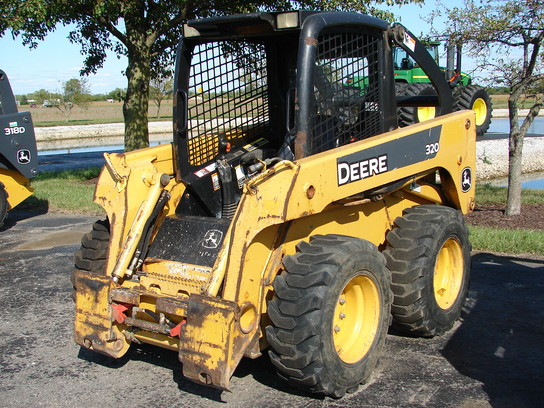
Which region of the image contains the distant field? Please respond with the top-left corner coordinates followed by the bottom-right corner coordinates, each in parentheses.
top-left (24, 100), bottom-right (174, 126)
top-left (21, 95), bottom-right (533, 127)
top-left (489, 94), bottom-right (541, 110)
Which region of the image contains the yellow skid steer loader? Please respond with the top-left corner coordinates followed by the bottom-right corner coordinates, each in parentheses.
top-left (72, 11), bottom-right (476, 398)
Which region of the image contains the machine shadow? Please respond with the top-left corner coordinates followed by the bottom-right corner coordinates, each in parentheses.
top-left (0, 206), bottom-right (48, 231)
top-left (76, 334), bottom-right (313, 400)
top-left (77, 343), bottom-right (225, 401)
top-left (441, 252), bottom-right (544, 407)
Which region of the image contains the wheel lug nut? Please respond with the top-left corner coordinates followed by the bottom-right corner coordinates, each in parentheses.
top-left (339, 298), bottom-right (346, 305)
top-left (339, 313), bottom-right (346, 320)
top-left (334, 326), bottom-right (341, 333)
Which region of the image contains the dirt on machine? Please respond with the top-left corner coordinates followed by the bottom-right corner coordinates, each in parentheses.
top-left (72, 11), bottom-right (476, 398)
top-left (0, 69), bottom-right (38, 227)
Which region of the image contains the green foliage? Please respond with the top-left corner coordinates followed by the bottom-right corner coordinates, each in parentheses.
top-left (439, 0), bottom-right (544, 95)
top-left (62, 78), bottom-right (91, 105)
top-left (107, 88), bottom-right (126, 102)
top-left (486, 86), bottom-right (510, 95)
top-left (90, 93), bottom-right (107, 101)
top-left (149, 76), bottom-right (174, 118)
top-left (27, 89), bottom-right (56, 104)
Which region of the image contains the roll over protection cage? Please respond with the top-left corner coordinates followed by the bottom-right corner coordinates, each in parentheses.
top-left (173, 12), bottom-right (454, 167)
top-left (293, 12), bottom-right (393, 159)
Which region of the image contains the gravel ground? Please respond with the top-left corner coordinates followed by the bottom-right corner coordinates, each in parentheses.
top-left (476, 136), bottom-right (544, 180)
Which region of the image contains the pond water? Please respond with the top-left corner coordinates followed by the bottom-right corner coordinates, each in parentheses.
top-left (488, 117), bottom-right (544, 134)
top-left (487, 171), bottom-right (544, 190)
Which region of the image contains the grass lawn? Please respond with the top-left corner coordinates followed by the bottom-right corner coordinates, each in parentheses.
top-left (467, 184), bottom-right (544, 256)
top-left (20, 168), bottom-right (104, 215)
top-left (469, 226), bottom-right (544, 255)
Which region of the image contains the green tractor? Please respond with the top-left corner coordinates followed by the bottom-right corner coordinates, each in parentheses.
top-left (393, 41), bottom-right (492, 136)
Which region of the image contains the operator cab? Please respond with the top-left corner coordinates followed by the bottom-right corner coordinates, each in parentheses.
top-left (172, 11), bottom-right (450, 219)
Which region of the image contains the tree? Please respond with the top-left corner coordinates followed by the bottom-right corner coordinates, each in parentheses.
top-left (107, 88), bottom-right (126, 102)
top-left (28, 89), bottom-right (53, 105)
top-left (437, 0), bottom-right (544, 215)
top-left (1, 0), bottom-right (420, 151)
top-left (55, 78), bottom-right (92, 121)
top-left (149, 76), bottom-right (174, 118)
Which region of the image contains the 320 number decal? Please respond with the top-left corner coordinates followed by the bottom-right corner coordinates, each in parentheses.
top-left (4, 126), bottom-right (26, 136)
top-left (425, 142), bottom-right (440, 155)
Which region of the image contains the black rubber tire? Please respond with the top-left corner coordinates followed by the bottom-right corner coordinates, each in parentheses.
top-left (453, 85), bottom-right (492, 136)
top-left (383, 205), bottom-right (471, 337)
top-left (266, 235), bottom-right (392, 398)
top-left (74, 218), bottom-right (110, 273)
top-left (72, 219), bottom-right (110, 300)
top-left (395, 81), bottom-right (408, 95)
top-left (0, 184), bottom-right (7, 228)
top-left (397, 83), bottom-right (437, 128)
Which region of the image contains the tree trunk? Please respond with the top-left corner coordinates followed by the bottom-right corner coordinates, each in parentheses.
top-left (155, 100), bottom-right (161, 118)
top-left (123, 52), bottom-right (151, 151)
top-left (506, 131), bottom-right (524, 215)
top-left (122, 5), bottom-right (152, 152)
top-left (505, 97), bottom-right (524, 215)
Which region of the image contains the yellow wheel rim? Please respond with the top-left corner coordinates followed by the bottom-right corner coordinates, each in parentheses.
top-left (417, 106), bottom-right (436, 122)
top-left (433, 238), bottom-right (464, 310)
top-left (472, 97), bottom-right (487, 126)
top-left (333, 274), bottom-right (380, 364)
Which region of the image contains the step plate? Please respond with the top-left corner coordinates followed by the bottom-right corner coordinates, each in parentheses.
top-left (147, 215), bottom-right (230, 267)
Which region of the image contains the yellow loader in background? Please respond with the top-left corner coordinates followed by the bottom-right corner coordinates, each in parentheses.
top-left (0, 69), bottom-right (38, 227)
top-left (72, 11), bottom-right (476, 398)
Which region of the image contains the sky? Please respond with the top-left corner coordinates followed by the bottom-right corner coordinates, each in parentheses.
top-left (0, 1), bottom-right (459, 96)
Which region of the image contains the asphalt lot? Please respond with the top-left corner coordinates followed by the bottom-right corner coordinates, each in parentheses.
top-left (1, 210), bottom-right (543, 408)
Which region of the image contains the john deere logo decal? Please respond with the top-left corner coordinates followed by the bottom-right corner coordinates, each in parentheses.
top-left (461, 167), bottom-right (472, 192)
top-left (202, 230), bottom-right (223, 249)
top-left (17, 149), bottom-right (31, 164)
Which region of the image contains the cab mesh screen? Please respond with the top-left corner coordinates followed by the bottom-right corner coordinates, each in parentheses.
top-left (309, 31), bottom-right (383, 155)
top-left (186, 41), bottom-right (269, 166)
